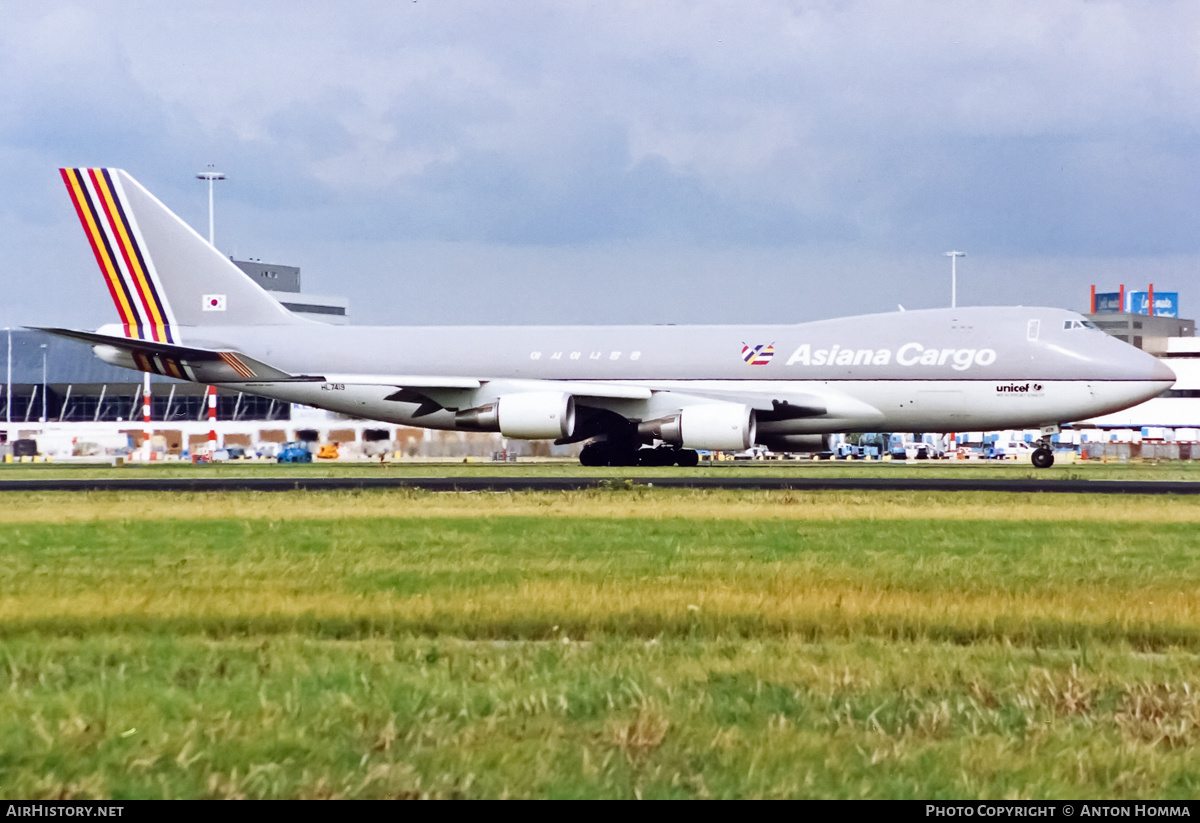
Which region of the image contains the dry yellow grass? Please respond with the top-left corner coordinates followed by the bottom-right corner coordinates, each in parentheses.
top-left (4, 488), bottom-right (1197, 645)
top-left (3, 488), bottom-right (1200, 524)
top-left (3, 574), bottom-right (1197, 639)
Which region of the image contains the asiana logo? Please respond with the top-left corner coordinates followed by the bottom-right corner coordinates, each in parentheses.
top-left (741, 343), bottom-right (774, 366)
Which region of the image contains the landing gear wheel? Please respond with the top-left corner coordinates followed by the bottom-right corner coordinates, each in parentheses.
top-left (637, 446), bottom-right (703, 466)
top-left (612, 449), bottom-right (640, 467)
top-left (1031, 447), bottom-right (1054, 469)
top-left (636, 447), bottom-right (675, 467)
top-left (579, 442), bottom-right (605, 467)
top-left (581, 440), bottom-right (641, 467)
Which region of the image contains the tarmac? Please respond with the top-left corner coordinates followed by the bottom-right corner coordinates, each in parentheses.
top-left (2, 476), bottom-right (1199, 494)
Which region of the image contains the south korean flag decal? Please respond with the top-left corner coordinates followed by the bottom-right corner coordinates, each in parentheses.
top-left (203, 294), bottom-right (227, 311)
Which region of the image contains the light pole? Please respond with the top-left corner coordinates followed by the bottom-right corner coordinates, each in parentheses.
top-left (39, 343), bottom-right (47, 425)
top-left (6, 328), bottom-right (11, 426)
top-left (195, 165), bottom-right (226, 246)
top-left (944, 251), bottom-right (966, 309)
top-left (195, 165), bottom-right (225, 449)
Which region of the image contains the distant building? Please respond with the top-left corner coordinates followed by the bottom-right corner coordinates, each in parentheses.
top-left (232, 259), bottom-right (349, 325)
top-left (1084, 313), bottom-right (1194, 354)
top-left (1086, 283), bottom-right (1192, 352)
top-left (1078, 284), bottom-right (1199, 429)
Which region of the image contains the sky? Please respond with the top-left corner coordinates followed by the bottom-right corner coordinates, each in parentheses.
top-left (2, 0), bottom-right (1199, 329)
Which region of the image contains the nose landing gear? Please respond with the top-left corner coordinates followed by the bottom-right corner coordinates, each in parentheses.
top-left (1031, 424), bottom-right (1058, 469)
top-left (1031, 447), bottom-right (1054, 469)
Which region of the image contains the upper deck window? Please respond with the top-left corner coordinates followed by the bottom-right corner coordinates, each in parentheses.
top-left (1062, 320), bottom-right (1098, 330)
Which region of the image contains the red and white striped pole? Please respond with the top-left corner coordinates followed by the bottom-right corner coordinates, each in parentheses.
top-left (142, 373), bottom-right (153, 461)
top-left (207, 385), bottom-right (218, 453)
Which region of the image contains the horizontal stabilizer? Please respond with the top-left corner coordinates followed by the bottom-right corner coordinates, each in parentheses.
top-left (34, 326), bottom-right (322, 384)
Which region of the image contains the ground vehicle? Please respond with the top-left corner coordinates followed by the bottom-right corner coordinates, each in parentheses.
top-left (276, 441), bottom-right (313, 463)
top-left (985, 441), bottom-right (1035, 460)
top-left (11, 439), bottom-right (38, 458)
top-left (885, 433), bottom-right (947, 460)
top-left (836, 443), bottom-right (881, 459)
top-left (734, 446), bottom-right (774, 460)
top-left (906, 442), bottom-right (945, 460)
top-left (317, 443), bottom-right (340, 459)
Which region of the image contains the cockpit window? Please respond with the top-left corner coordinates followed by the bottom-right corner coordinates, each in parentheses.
top-left (1063, 320), bottom-right (1097, 330)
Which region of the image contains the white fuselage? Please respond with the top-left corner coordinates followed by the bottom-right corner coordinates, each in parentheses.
top-left (92, 305), bottom-right (1177, 444)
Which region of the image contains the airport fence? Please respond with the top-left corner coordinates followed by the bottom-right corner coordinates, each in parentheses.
top-left (1079, 442), bottom-right (1197, 461)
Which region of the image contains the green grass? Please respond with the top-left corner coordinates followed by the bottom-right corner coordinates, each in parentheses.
top-left (2, 488), bottom-right (1200, 798)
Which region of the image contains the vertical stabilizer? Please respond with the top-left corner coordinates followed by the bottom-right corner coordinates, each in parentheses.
top-left (60, 168), bottom-right (305, 337)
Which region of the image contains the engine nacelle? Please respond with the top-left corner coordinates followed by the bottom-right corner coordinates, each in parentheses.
top-left (93, 344), bottom-right (136, 371)
top-left (639, 404), bottom-right (756, 451)
top-left (455, 392), bottom-right (576, 439)
top-left (756, 433), bottom-right (838, 453)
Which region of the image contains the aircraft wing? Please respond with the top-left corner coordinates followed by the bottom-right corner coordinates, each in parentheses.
top-left (660, 388), bottom-right (828, 420)
top-left (322, 375), bottom-right (651, 400)
top-left (334, 377), bottom-right (656, 418)
top-left (328, 374), bottom-right (832, 419)
top-left (633, 385), bottom-right (884, 426)
top-left (363, 376), bottom-right (837, 425)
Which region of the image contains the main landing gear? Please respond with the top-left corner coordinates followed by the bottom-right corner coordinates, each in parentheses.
top-left (579, 441), bottom-right (700, 467)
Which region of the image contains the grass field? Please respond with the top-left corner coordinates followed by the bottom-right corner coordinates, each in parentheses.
top-left (3, 486), bottom-right (1200, 798)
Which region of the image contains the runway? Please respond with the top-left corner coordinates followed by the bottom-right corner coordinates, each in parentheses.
top-left (3, 476), bottom-right (1200, 494)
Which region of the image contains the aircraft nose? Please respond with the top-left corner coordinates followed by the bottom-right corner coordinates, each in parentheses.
top-left (1151, 357), bottom-right (1177, 385)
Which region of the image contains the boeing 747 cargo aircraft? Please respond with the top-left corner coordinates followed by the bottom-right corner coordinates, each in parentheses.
top-left (41, 168), bottom-right (1176, 468)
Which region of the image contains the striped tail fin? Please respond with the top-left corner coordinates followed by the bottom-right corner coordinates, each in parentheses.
top-left (60, 168), bottom-right (305, 338)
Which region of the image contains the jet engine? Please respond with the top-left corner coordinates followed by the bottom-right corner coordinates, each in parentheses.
top-left (455, 391), bottom-right (576, 439)
top-left (638, 404), bottom-right (756, 451)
